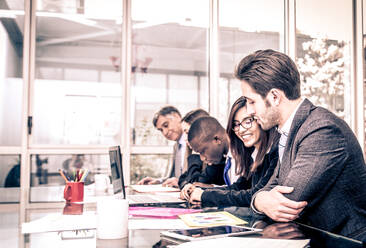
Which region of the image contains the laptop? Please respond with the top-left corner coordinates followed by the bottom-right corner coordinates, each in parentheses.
top-left (108, 146), bottom-right (185, 206)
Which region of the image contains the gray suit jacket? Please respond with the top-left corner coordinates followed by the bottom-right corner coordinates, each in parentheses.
top-left (166, 142), bottom-right (189, 178)
top-left (254, 99), bottom-right (366, 238)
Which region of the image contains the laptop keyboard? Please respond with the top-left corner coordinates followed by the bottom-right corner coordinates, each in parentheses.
top-left (127, 194), bottom-right (184, 204)
top-left (128, 194), bottom-right (158, 203)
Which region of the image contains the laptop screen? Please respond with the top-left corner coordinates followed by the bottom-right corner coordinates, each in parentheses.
top-left (108, 146), bottom-right (126, 199)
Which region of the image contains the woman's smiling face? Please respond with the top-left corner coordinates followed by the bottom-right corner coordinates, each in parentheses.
top-left (233, 106), bottom-right (261, 149)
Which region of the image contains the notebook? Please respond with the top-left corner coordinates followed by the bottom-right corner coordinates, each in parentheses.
top-left (108, 146), bottom-right (185, 206)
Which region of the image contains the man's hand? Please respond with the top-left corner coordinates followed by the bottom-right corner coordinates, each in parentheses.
top-left (162, 177), bottom-right (178, 188)
top-left (180, 184), bottom-right (195, 200)
top-left (137, 177), bottom-right (160, 185)
top-left (189, 187), bottom-right (204, 204)
top-left (254, 186), bottom-right (307, 222)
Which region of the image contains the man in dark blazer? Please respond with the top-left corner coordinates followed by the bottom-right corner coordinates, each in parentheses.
top-left (235, 49), bottom-right (366, 241)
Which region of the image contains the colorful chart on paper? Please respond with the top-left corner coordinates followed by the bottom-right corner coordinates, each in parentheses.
top-left (179, 211), bottom-right (247, 227)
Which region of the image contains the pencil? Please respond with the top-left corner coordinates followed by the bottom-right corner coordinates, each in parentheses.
top-left (63, 170), bottom-right (71, 181)
top-left (78, 168), bottom-right (84, 182)
top-left (80, 169), bottom-right (89, 182)
top-left (59, 169), bottom-right (69, 182)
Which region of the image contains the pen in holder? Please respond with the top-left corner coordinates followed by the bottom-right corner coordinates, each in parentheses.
top-left (59, 168), bottom-right (89, 203)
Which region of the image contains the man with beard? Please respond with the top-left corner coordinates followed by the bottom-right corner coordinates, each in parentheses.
top-left (235, 49), bottom-right (366, 241)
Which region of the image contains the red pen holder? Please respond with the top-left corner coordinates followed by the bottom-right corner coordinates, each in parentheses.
top-left (64, 181), bottom-right (84, 203)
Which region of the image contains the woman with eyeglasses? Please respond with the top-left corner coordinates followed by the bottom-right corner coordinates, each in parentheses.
top-left (188, 96), bottom-right (279, 207)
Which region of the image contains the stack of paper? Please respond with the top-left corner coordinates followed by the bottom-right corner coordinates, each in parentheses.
top-left (21, 213), bottom-right (96, 234)
top-left (22, 211), bottom-right (191, 233)
top-left (175, 237), bottom-right (310, 248)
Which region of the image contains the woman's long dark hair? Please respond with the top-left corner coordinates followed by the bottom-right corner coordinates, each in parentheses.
top-left (226, 96), bottom-right (279, 179)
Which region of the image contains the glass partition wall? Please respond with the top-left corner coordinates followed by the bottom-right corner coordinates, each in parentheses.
top-left (0, 2), bottom-right (24, 246)
top-left (130, 0), bottom-right (210, 183)
top-left (0, 1), bottom-right (24, 204)
top-left (295, 0), bottom-right (353, 124)
top-left (218, 0), bottom-right (285, 124)
top-left (0, 0), bottom-right (364, 225)
top-left (28, 0), bottom-right (123, 202)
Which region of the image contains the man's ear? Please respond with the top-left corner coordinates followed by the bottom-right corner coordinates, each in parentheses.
top-left (267, 89), bottom-right (282, 106)
top-left (213, 135), bottom-right (222, 145)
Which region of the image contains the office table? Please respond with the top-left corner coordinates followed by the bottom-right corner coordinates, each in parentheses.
top-left (16, 203), bottom-right (365, 248)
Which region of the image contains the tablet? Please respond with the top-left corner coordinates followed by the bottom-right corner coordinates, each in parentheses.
top-left (160, 225), bottom-right (261, 241)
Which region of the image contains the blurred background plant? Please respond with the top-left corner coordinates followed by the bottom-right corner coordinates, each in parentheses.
top-left (297, 38), bottom-right (348, 119)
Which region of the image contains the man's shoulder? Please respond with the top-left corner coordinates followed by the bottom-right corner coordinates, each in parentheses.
top-left (297, 100), bottom-right (349, 131)
top-left (293, 102), bottom-right (360, 151)
top-left (308, 107), bottom-right (350, 132)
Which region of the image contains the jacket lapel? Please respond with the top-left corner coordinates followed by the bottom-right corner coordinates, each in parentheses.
top-left (279, 99), bottom-right (315, 181)
top-left (168, 143), bottom-right (178, 178)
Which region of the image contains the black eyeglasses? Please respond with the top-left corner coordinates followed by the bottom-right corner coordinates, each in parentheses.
top-left (232, 117), bottom-right (255, 132)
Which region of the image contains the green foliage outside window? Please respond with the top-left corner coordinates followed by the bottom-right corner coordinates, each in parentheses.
top-left (297, 38), bottom-right (348, 118)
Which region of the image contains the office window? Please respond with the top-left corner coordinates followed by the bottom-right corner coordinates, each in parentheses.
top-left (218, 0), bottom-right (284, 123)
top-left (130, 154), bottom-right (172, 184)
top-left (29, 153), bottom-right (109, 202)
top-left (0, 1), bottom-right (24, 146)
top-left (130, 0), bottom-right (210, 180)
top-left (218, 0), bottom-right (284, 125)
top-left (32, 0), bottom-right (123, 145)
top-left (296, 0), bottom-right (352, 124)
top-left (131, 0), bottom-right (210, 147)
top-left (0, 1), bottom-right (24, 204)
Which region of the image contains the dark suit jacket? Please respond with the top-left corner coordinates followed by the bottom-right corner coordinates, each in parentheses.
top-left (178, 154), bottom-right (204, 189)
top-left (253, 99), bottom-right (366, 238)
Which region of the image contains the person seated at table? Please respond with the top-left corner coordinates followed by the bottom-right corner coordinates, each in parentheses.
top-left (183, 97), bottom-right (279, 207)
top-left (237, 49), bottom-right (366, 241)
top-left (178, 108), bottom-right (210, 189)
top-left (137, 106), bottom-right (188, 187)
top-left (180, 116), bottom-right (236, 200)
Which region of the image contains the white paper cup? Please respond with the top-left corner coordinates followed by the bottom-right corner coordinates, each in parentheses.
top-left (96, 197), bottom-right (128, 239)
top-left (94, 174), bottom-right (110, 195)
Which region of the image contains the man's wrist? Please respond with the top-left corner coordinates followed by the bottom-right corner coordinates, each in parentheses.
top-left (157, 177), bottom-right (167, 184)
top-left (251, 191), bottom-right (265, 215)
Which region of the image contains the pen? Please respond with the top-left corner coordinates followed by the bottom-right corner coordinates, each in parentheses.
top-left (76, 169), bottom-right (80, 182)
top-left (59, 169), bottom-right (69, 182)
